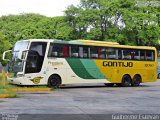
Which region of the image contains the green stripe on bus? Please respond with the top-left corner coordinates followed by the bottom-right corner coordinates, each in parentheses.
top-left (53, 40), bottom-right (84, 45)
top-left (66, 58), bottom-right (95, 79)
top-left (68, 41), bottom-right (84, 45)
top-left (80, 59), bottom-right (106, 79)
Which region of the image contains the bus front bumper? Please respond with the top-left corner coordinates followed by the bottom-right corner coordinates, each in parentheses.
top-left (7, 77), bottom-right (24, 85)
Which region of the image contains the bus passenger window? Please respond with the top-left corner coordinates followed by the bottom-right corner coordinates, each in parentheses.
top-left (63, 46), bottom-right (69, 57)
top-left (98, 48), bottom-right (106, 59)
top-left (90, 47), bottom-right (98, 58)
top-left (122, 49), bottom-right (131, 60)
top-left (83, 47), bottom-right (89, 58)
top-left (132, 50), bottom-right (140, 60)
top-left (140, 50), bottom-right (145, 60)
top-left (79, 47), bottom-right (88, 58)
top-left (79, 47), bottom-right (83, 58)
top-left (71, 46), bottom-right (79, 58)
top-left (48, 44), bottom-right (63, 57)
top-left (118, 49), bottom-right (122, 59)
top-left (146, 50), bottom-right (154, 61)
top-left (106, 48), bottom-right (116, 59)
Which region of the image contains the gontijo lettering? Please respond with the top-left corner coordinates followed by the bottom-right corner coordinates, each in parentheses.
top-left (103, 61), bottom-right (133, 67)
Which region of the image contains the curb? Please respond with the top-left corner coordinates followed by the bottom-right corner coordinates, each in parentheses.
top-left (5, 88), bottom-right (53, 92)
top-left (0, 94), bottom-right (17, 98)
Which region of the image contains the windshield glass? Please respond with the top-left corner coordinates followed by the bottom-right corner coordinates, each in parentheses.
top-left (8, 41), bottom-right (29, 74)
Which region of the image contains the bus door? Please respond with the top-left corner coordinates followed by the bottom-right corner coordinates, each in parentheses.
top-left (25, 42), bottom-right (47, 84)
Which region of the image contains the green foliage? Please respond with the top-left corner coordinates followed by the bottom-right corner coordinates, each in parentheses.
top-left (0, 0), bottom-right (159, 57)
top-left (0, 33), bottom-right (11, 66)
top-left (0, 14), bottom-right (74, 44)
top-left (65, 0), bottom-right (160, 46)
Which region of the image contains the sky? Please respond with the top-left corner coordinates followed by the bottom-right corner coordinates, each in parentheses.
top-left (0, 0), bottom-right (80, 17)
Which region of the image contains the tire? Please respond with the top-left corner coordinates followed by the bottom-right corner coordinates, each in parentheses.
top-left (121, 75), bottom-right (131, 87)
top-left (48, 75), bottom-right (61, 88)
top-left (104, 83), bottom-right (115, 87)
top-left (131, 75), bottom-right (141, 87)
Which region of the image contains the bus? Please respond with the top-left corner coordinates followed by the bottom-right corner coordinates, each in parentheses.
top-left (2, 39), bottom-right (157, 88)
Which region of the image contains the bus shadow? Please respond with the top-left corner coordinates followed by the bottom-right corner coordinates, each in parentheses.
top-left (60, 85), bottom-right (106, 89)
top-left (60, 84), bottom-right (151, 89)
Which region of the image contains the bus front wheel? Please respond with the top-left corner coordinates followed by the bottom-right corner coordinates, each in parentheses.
top-left (121, 75), bottom-right (131, 87)
top-left (48, 75), bottom-right (61, 88)
top-left (131, 75), bottom-right (141, 87)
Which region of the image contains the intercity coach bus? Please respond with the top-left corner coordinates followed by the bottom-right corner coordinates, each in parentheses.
top-left (3, 39), bottom-right (157, 88)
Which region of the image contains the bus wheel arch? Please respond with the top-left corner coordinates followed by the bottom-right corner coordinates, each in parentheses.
top-left (131, 74), bottom-right (142, 87)
top-left (47, 74), bottom-right (62, 88)
top-left (121, 74), bottom-right (132, 87)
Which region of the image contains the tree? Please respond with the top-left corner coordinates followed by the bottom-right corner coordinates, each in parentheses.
top-left (65, 0), bottom-right (160, 46)
top-left (65, 0), bottom-right (123, 41)
top-left (0, 33), bottom-right (11, 66)
top-left (0, 14), bottom-right (75, 44)
top-left (118, 0), bottom-right (160, 46)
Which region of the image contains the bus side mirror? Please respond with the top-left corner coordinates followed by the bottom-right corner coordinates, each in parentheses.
top-left (2, 50), bottom-right (12, 61)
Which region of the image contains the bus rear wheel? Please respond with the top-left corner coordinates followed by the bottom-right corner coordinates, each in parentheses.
top-left (131, 75), bottom-right (141, 87)
top-left (121, 75), bottom-right (131, 87)
top-left (48, 75), bottom-right (61, 88)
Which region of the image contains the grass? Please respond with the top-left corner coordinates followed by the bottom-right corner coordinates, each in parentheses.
top-left (0, 89), bottom-right (16, 94)
top-left (0, 75), bottom-right (17, 89)
top-left (0, 74), bottom-right (17, 98)
top-left (0, 90), bottom-right (17, 98)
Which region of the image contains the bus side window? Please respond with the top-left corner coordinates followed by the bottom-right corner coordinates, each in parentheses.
top-left (132, 50), bottom-right (140, 60)
top-left (71, 46), bottom-right (79, 58)
top-left (79, 47), bottom-right (83, 58)
top-left (79, 46), bottom-right (89, 58)
top-left (58, 46), bottom-right (63, 57)
top-left (146, 50), bottom-right (154, 61)
top-left (49, 44), bottom-right (59, 57)
top-left (98, 48), bottom-right (106, 59)
top-left (140, 50), bottom-right (145, 60)
top-left (83, 47), bottom-right (89, 58)
top-left (122, 49), bottom-right (131, 60)
top-left (48, 44), bottom-right (64, 57)
top-left (63, 46), bottom-right (69, 57)
top-left (90, 47), bottom-right (98, 59)
top-left (106, 48), bottom-right (116, 59)
top-left (118, 49), bottom-right (122, 59)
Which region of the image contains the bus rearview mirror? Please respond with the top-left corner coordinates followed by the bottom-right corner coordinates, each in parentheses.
top-left (2, 50), bottom-right (12, 61)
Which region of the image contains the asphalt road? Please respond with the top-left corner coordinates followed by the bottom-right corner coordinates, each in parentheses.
top-left (0, 80), bottom-right (160, 119)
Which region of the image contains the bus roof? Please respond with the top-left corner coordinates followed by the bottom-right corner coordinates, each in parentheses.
top-left (73, 39), bottom-right (120, 45)
top-left (72, 39), bottom-right (156, 50)
top-left (20, 39), bottom-right (156, 50)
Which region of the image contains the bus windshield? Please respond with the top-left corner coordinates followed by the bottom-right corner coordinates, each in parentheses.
top-left (8, 41), bottom-right (29, 74)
